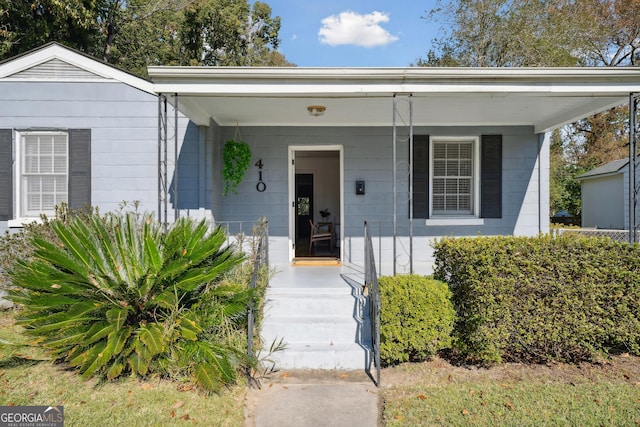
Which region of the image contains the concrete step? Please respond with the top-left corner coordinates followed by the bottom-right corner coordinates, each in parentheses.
top-left (264, 342), bottom-right (368, 370)
top-left (259, 279), bottom-right (370, 370)
top-left (261, 315), bottom-right (361, 344)
top-left (264, 292), bottom-right (363, 317)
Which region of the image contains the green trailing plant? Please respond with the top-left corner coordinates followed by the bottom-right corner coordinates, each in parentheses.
top-left (433, 235), bottom-right (640, 365)
top-left (379, 275), bottom-right (455, 366)
top-left (6, 212), bottom-right (254, 392)
top-left (222, 139), bottom-right (251, 196)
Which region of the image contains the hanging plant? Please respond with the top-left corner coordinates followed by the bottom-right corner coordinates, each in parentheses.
top-left (222, 139), bottom-right (251, 195)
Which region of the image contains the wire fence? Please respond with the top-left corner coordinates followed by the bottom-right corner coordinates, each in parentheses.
top-left (552, 228), bottom-right (640, 243)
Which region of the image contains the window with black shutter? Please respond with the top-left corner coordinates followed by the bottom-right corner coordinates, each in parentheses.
top-left (411, 134), bottom-right (502, 220)
top-left (1, 128), bottom-right (91, 222)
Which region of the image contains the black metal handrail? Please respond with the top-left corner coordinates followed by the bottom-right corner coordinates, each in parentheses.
top-left (246, 219), bottom-right (268, 386)
top-left (217, 219), bottom-right (269, 386)
top-left (364, 220), bottom-right (381, 386)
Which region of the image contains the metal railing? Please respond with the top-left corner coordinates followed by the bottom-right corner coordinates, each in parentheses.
top-left (364, 220), bottom-right (381, 387)
top-left (216, 219), bottom-right (268, 387)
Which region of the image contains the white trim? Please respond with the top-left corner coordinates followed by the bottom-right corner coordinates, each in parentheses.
top-left (15, 130), bottom-right (68, 219)
top-left (0, 44), bottom-right (155, 94)
top-left (425, 218), bottom-right (485, 226)
top-left (288, 145), bottom-right (344, 262)
top-left (429, 136), bottom-right (481, 218)
top-left (148, 65), bottom-right (640, 81)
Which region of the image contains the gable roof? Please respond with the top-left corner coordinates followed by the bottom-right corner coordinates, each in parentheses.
top-left (148, 66), bottom-right (640, 129)
top-left (0, 42), bottom-right (154, 94)
top-left (577, 158), bottom-right (629, 180)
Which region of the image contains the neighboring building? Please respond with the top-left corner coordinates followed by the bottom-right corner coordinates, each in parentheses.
top-left (2, 43), bottom-right (640, 274)
top-left (577, 158), bottom-right (639, 230)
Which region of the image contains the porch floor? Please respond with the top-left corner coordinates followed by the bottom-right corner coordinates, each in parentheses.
top-left (269, 261), bottom-right (364, 289)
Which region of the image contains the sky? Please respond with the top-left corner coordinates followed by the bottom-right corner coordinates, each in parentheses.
top-left (262, 1), bottom-right (445, 67)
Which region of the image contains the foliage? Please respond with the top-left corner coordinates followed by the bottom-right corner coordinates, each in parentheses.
top-left (379, 275), bottom-right (455, 366)
top-left (0, 0), bottom-right (97, 59)
top-left (0, 0), bottom-right (291, 77)
top-left (0, 311), bottom-right (246, 426)
top-left (422, 0), bottom-right (640, 68)
top-left (222, 139), bottom-right (252, 196)
top-left (181, 0), bottom-right (282, 66)
top-left (433, 235), bottom-right (640, 364)
top-left (6, 211), bottom-right (253, 392)
top-left (0, 204), bottom-right (97, 297)
top-left (549, 129), bottom-right (586, 216)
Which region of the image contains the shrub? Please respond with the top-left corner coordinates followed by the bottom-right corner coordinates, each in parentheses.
top-left (433, 235), bottom-right (640, 365)
top-left (379, 275), bottom-right (455, 366)
top-left (6, 211), bottom-right (252, 392)
top-left (0, 204), bottom-right (96, 307)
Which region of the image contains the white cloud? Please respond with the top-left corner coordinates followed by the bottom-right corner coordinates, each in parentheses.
top-left (318, 11), bottom-right (399, 48)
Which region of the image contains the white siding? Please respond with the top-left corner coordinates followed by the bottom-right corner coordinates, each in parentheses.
top-left (0, 81), bottom-right (207, 233)
top-left (582, 174), bottom-right (624, 229)
top-left (213, 125), bottom-right (546, 273)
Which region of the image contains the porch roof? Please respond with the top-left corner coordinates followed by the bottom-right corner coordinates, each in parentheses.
top-left (147, 66), bottom-right (640, 133)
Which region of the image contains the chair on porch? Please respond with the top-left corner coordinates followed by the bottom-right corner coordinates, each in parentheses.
top-left (309, 219), bottom-right (333, 254)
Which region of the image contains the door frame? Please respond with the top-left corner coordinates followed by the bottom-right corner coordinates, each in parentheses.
top-left (288, 145), bottom-right (344, 261)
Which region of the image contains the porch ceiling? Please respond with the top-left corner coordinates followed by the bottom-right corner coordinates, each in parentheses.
top-left (147, 67), bottom-right (640, 133)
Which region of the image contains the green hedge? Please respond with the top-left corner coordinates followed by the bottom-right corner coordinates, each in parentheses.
top-left (379, 275), bottom-right (455, 366)
top-left (433, 235), bottom-right (640, 364)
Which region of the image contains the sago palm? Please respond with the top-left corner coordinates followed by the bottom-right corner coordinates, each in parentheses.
top-left (8, 212), bottom-right (254, 391)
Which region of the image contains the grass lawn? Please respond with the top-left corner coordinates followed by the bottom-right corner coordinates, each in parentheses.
top-left (0, 309), bottom-right (246, 426)
top-left (380, 356), bottom-right (640, 426)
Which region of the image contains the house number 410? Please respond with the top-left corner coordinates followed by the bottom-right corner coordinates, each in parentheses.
top-left (255, 159), bottom-right (266, 192)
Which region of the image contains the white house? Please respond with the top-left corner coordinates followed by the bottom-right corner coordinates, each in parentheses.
top-left (578, 158), bottom-right (639, 230)
top-left (3, 43), bottom-right (640, 370)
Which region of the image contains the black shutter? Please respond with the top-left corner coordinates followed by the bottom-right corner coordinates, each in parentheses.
top-left (412, 135), bottom-right (430, 218)
top-left (68, 129), bottom-right (91, 210)
top-left (480, 134), bottom-right (502, 218)
top-left (0, 130), bottom-right (12, 221)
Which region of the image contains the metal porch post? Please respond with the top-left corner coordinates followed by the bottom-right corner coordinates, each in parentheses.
top-left (392, 95), bottom-right (397, 276)
top-left (392, 94), bottom-right (414, 275)
top-left (630, 93), bottom-right (639, 244)
top-left (158, 95), bottom-right (168, 228)
top-left (174, 93), bottom-right (179, 221)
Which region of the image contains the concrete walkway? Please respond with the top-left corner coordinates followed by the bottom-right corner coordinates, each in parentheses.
top-left (244, 370), bottom-right (379, 427)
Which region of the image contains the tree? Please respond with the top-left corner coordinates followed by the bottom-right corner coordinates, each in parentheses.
top-left (180, 0), bottom-right (281, 66)
top-left (101, 0), bottom-right (192, 76)
top-left (0, 0), bottom-right (291, 76)
top-left (0, 0), bottom-right (98, 58)
top-left (420, 0), bottom-right (579, 68)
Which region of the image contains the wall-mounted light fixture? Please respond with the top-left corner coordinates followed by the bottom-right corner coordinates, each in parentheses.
top-left (307, 105), bottom-right (326, 117)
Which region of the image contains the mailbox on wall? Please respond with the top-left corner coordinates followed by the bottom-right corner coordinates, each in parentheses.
top-left (355, 180), bottom-right (365, 195)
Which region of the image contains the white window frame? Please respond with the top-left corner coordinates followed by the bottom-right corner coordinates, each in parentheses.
top-left (14, 130), bottom-right (69, 220)
top-left (426, 136), bottom-right (483, 226)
